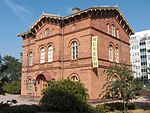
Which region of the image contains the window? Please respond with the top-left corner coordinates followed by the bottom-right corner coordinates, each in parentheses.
top-left (107, 24), bottom-right (110, 34)
top-left (48, 46), bottom-right (53, 62)
top-left (111, 24), bottom-right (115, 37)
top-left (52, 28), bottom-right (54, 35)
top-left (44, 28), bottom-right (50, 36)
top-left (70, 75), bottom-right (79, 82)
top-left (40, 48), bottom-right (45, 63)
top-left (27, 78), bottom-right (32, 93)
top-left (109, 45), bottom-right (113, 62)
top-left (72, 24), bottom-right (77, 31)
top-left (71, 41), bottom-right (78, 60)
top-left (116, 29), bottom-right (119, 38)
top-left (29, 51), bottom-right (33, 66)
top-left (115, 47), bottom-right (119, 63)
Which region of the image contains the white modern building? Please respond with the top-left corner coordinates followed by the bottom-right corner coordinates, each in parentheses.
top-left (130, 30), bottom-right (150, 84)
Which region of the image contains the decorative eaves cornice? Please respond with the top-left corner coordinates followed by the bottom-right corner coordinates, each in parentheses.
top-left (18, 6), bottom-right (134, 38)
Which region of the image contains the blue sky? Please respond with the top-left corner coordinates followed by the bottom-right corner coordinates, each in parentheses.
top-left (0, 0), bottom-right (150, 59)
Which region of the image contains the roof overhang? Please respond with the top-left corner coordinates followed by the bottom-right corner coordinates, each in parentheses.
top-left (18, 6), bottom-right (134, 38)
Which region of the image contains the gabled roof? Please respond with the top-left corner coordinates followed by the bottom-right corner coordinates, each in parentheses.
top-left (18, 6), bottom-right (134, 38)
top-left (29, 13), bottom-right (61, 30)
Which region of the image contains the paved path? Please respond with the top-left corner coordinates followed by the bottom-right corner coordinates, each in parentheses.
top-left (0, 94), bottom-right (39, 105)
top-left (0, 94), bottom-right (150, 105)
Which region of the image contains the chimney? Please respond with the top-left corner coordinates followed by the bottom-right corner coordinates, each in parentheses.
top-left (72, 7), bottom-right (80, 14)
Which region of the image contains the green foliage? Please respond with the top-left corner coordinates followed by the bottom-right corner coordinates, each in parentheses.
top-left (95, 104), bottom-right (111, 113)
top-left (0, 77), bottom-right (8, 95)
top-left (0, 81), bottom-right (5, 95)
top-left (0, 55), bottom-right (21, 81)
top-left (0, 103), bottom-right (47, 113)
top-left (40, 79), bottom-right (92, 113)
top-left (96, 102), bottom-right (138, 112)
top-left (102, 64), bottom-right (143, 110)
top-left (3, 81), bottom-right (21, 94)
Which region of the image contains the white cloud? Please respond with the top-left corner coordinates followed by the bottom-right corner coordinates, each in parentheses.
top-left (3, 0), bottom-right (31, 22)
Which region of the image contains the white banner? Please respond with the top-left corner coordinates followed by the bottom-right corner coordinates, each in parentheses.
top-left (92, 36), bottom-right (98, 68)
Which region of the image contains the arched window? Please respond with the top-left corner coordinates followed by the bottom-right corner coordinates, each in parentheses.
top-left (111, 24), bottom-right (115, 37)
top-left (52, 28), bottom-right (54, 35)
top-left (48, 46), bottom-right (53, 62)
top-left (44, 28), bottom-right (50, 36)
top-left (109, 45), bottom-right (113, 62)
top-left (71, 41), bottom-right (78, 60)
top-left (40, 48), bottom-right (45, 63)
top-left (116, 29), bottom-right (119, 38)
top-left (70, 75), bottom-right (79, 82)
top-left (29, 51), bottom-right (33, 66)
top-left (107, 24), bottom-right (110, 34)
top-left (115, 47), bottom-right (119, 63)
top-left (27, 78), bottom-right (32, 93)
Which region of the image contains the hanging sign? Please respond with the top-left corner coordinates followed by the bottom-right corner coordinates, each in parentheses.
top-left (92, 36), bottom-right (98, 68)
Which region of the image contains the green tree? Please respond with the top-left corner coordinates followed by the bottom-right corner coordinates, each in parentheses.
top-left (0, 55), bottom-right (7, 95)
top-left (102, 64), bottom-right (143, 111)
top-left (40, 79), bottom-right (92, 113)
top-left (3, 81), bottom-right (21, 94)
top-left (0, 55), bottom-right (21, 81)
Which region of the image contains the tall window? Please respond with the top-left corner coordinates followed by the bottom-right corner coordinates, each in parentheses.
top-left (107, 24), bottom-right (110, 34)
top-left (111, 24), bottom-right (115, 37)
top-left (52, 28), bottom-right (55, 35)
top-left (116, 29), bottom-right (119, 38)
top-left (72, 41), bottom-right (78, 60)
top-left (27, 78), bottom-right (32, 93)
top-left (40, 48), bottom-right (45, 63)
top-left (109, 45), bottom-right (113, 62)
top-left (29, 51), bottom-right (33, 66)
top-left (115, 47), bottom-right (119, 63)
top-left (48, 46), bottom-right (53, 62)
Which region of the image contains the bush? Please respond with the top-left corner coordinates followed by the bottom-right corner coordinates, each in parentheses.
top-left (40, 79), bottom-right (93, 113)
top-left (96, 102), bottom-right (138, 112)
top-left (0, 104), bottom-right (46, 113)
top-left (3, 81), bottom-right (21, 94)
top-left (95, 104), bottom-right (111, 113)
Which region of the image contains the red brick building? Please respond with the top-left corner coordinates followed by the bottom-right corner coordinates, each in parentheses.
top-left (18, 6), bottom-right (134, 100)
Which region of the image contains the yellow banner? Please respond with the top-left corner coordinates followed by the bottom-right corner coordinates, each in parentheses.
top-left (92, 36), bottom-right (98, 68)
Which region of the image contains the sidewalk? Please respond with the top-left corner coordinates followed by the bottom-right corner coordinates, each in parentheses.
top-left (0, 94), bottom-right (39, 105)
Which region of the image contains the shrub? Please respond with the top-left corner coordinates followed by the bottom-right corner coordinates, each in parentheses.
top-left (0, 104), bottom-right (46, 113)
top-left (3, 81), bottom-right (21, 94)
top-left (95, 104), bottom-right (111, 113)
top-left (40, 79), bottom-right (93, 113)
top-left (96, 102), bottom-right (138, 112)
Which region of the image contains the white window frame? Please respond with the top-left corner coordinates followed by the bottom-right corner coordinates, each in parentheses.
top-left (111, 24), bottom-right (115, 37)
top-left (115, 47), bottom-right (119, 63)
top-left (107, 24), bottom-right (110, 34)
top-left (109, 45), bottom-right (113, 62)
top-left (116, 29), bottom-right (119, 38)
top-left (70, 75), bottom-right (79, 82)
top-left (40, 48), bottom-right (45, 63)
top-left (44, 28), bottom-right (50, 36)
top-left (48, 46), bottom-right (53, 62)
top-left (71, 41), bottom-right (78, 60)
top-left (29, 52), bottom-right (33, 66)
